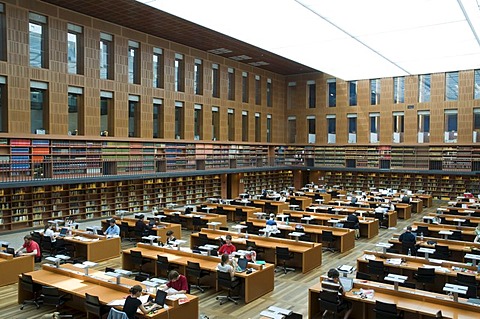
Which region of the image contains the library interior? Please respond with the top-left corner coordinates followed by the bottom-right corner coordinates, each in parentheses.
top-left (0, 0), bottom-right (480, 318)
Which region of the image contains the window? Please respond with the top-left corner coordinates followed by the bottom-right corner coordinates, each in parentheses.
top-left (29, 13), bottom-right (48, 68)
top-left (153, 98), bottom-right (163, 138)
top-left (153, 48), bottom-right (164, 89)
top-left (212, 63), bottom-right (220, 98)
top-left (327, 115), bottom-right (336, 144)
top-left (266, 78), bottom-right (272, 107)
top-left (30, 81), bottom-right (48, 134)
top-left (242, 111), bottom-right (248, 141)
top-left (287, 116), bottom-right (296, 144)
top-left (194, 104), bottom-right (203, 140)
top-left (307, 116), bottom-right (316, 143)
top-left (417, 110), bottom-right (430, 143)
top-left (307, 80), bottom-right (316, 108)
top-left (444, 109), bottom-right (458, 143)
top-left (0, 76), bottom-right (7, 132)
top-left (393, 77), bottom-right (405, 103)
top-left (174, 54), bottom-right (184, 92)
top-left (327, 78), bottom-right (336, 107)
top-left (418, 74), bottom-right (431, 103)
top-left (68, 86), bottom-right (83, 135)
top-left (266, 114), bottom-right (272, 143)
top-left (67, 23), bottom-right (83, 75)
top-left (347, 114), bottom-right (357, 143)
top-left (255, 75), bottom-right (261, 105)
top-left (227, 68), bottom-right (235, 100)
top-left (174, 101), bottom-right (184, 139)
top-left (392, 112), bottom-right (404, 143)
top-left (370, 79), bottom-right (381, 105)
top-left (227, 109), bottom-right (235, 141)
top-left (194, 59), bottom-right (203, 95)
top-left (212, 106), bottom-right (220, 141)
top-left (445, 71), bottom-right (459, 101)
top-left (473, 108), bottom-right (480, 143)
top-left (100, 91), bottom-right (113, 136)
top-left (242, 72), bottom-right (249, 103)
top-left (255, 113), bottom-right (261, 142)
top-left (475, 69), bottom-right (480, 100)
top-left (287, 82), bottom-right (296, 110)
top-left (100, 32), bottom-right (113, 80)
top-left (128, 41), bottom-right (140, 84)
top-left (369, 113), bottom-right (380, 143)
top-left (128, 95), bottom-right (140, 137)
top-left (0, 4), bottom-right (6, 61)
top-left (349, 81), bottom-right (357, 106)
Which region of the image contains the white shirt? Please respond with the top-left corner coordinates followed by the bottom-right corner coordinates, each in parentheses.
top-left (44, 228), bottom-right (56, 242)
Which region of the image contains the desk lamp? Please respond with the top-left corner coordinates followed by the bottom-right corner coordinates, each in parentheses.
top-left (73, 261), bottom-right (98, 276)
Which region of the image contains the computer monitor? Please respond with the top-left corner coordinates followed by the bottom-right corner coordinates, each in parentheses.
top-left (96, 229), bottom-right (104, 236)
top-left (154, 289), bottom-right (167, 307)
top-left (59, 227), bottom-right (69, 237)
top-left (6, 248), bottom-right (15, 255)
top-left (237, 258), bottom-right (248, 272)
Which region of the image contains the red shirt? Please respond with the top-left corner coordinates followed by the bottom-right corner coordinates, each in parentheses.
top-left (218, 243), bottom-right (236, 255)
top-left (166, 274), bottom-right (189, 293)
top-left (23, 240), bottom-right (41, 257)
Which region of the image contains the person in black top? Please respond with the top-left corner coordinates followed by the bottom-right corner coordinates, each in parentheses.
top-left (123, 285), bottom-right (148, 319)
top-left (321, 269), bottom-right (352, 319)
top-left (399, 226), bottom-right (416, 244)
top-left (346, 212), bottom-right (360, 239)
top-left (134, 215), bottom-right (151, 237)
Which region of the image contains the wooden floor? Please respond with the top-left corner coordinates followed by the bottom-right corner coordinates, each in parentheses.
top-left (1, 202), bottom-right (440, 319)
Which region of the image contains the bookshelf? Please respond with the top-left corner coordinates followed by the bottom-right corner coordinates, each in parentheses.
top-left (242, 170), bottom-right (293, 194)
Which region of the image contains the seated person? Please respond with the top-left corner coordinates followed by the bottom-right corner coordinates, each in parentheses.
top-left (294, 223), bottom-right (305, 232)
top-left (165, 270), bottom-right (189, 294)
top-left (321, 269), bottom-right (352, 319)
top-left (399, 226), bottom-right (416, 244)
top-left (266, 214), bottom-right (277, 226)
top-left (43, 224), bottom-right (57, 243)
top-left (350, 197), bottom-right (358, 206)
top-left (245, 245), bottom-right (256, 262)
top-left (15, 234), bottom-right (41, 262)
top-left (123, 285), bottom-right (148, 319)
top-left (105, 218), bottom-right (120, 236)
top-left (135, 214), bottom-right (151, 237)
top-left (217, 253), bottom-right (237, 280)
top-left (402, 195), bottom-right (411, 203)
top-left (165, 230), bottom-right (176, 246)
top-left (475, 225), bottom-right (480, 244)
top-left (218, 235), bottom-right (236, 255)
top-left (346, 212), bottom-right (360, 239)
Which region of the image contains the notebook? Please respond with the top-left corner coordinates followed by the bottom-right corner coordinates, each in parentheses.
top-left (339, 277), bottom-right (354, 292)
top-left (237, 258), bottom-right (248, 272)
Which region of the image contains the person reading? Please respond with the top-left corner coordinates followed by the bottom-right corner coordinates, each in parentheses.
top-left (165, 270), bottom-right (189, 294)
top-left (15, 234), bottom-right (41, 262)
top-left (165, 230), bottom-right (176, 246)
top-left (123, 285), bottom-right (148, 319)
top-left (218, 234), bottom-right (236, 255)
top-left (217, 254), bottom-right (237, 280)
top-left (321, 268), bottom-right (352, 319)
top-left (245, 245), bottom-right (256, 262)
top-left (266, 214), bottom-right (277, 226)
top-left (105, 218), bottom-right (120, 236)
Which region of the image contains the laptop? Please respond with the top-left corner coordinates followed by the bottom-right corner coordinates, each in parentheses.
top-left (154, 289), bottom-right (167, 308)
top-left (237, 258), bottom-right (248, 272)
top-left (6, 248), bottom-right (15, 255)
top-left (58, 227), bottom-right (68, 237)
top-left (96, 229), bottom-right (104, 236)
top-left (339, 277), bottom-right (354, 292)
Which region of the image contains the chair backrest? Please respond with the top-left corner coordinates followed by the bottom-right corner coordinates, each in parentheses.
top-left (322, 230), bottom-right (334, 241)
top-left (318, 290), bottom-right (340, 312)
top-left (130, 250), bottom-right (143, 263)
top-left (107, 308), bottom-right (129, 319)
top-left (435, 245), bottom-right (450, 254)
top-left (187, 261), bottom-right (201, 277)
top-left (375, 300), bottom-right (397, 314)
top-left (157, 255), bottom-right (169, 264)
top-left (217, 270), bottom-right (233, 289)
top-left (85, 293), bottom-right (100, 306)
top-left (356, 272), bottom-right (371, 280)
top-left (135, 273), bottom-right (149, 282)
top-left (417, 267), bottom-right (435, 277)
top-left (417, 226), bottom-right (429, 236)
top-left (457, 273), bottom-right (476, 286)
top-left (85, 293), bottom-right (102, 315)
top-left (276, 246), bottom-right (291, 259)
top-left (245, 240), bottom-right (256, 249)
top-left (193, 217), bottom-right (202, 225)
top-left (343, 220), bottom-right (355, 229)
top-left (401, 241), bottom-right (416, 254)
top-left (368, 259), bottom-right (385, 274)
top-left (20, 274), bottom-right (36, 293)
top-left (374, 212), bottom-right (384, 221)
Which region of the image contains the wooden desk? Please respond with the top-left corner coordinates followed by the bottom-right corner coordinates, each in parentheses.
top-left (161, 209), bottom-right (227, 230)
top-left (303, 192), bottom-right (332, 203)
top-left (0, 252), bottom-right (34, 286)
top-left (416, 194), bottom-right (433, 207)
top-left (122, 243), bottom-right (274, 303)
top-left (309, 279), bottom-right (480, 319)
top-left (412, 221), bottom-right (476, 242)
top-left (65, 230), bottom-right (121, 262)
top-left (244, 218), bottom-right (355, 253)
top-left (198, 203), bottom-right (260, 222)
top-left (248, 209), bottom-right (379, 239)
top-left (426, 212), bottom-right (480, 228)
top-left (19, 264), bottom-right (198, 319)
top-left (102, 217), bottom-right (182, 240)
top-left (251, 199), bottom-right (289, 215)
top-left (356, 250), bottom-right (480, 295)
top-left (190, 229), bottom-right (322, 274)
top-left (288, 196), bottom-right (312, 210)
top-left (388, 234), bottom-right (480, 263)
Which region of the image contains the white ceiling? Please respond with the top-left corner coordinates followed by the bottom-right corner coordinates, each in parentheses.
top-left (137, 0), bottom-right (480, 80)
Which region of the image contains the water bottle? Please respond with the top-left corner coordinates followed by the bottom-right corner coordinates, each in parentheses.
top-left (408, 248), bottom-right (412, 256)
top-left (245, 231), bottom-right (249, 239)
top-left (420, 232), bottom-right (424, 241)
top-left (286, 217), bottom-right (289, 225)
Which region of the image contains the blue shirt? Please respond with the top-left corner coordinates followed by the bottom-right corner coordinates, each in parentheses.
top-left (105, 224), bottom-right (120, 236)
top-left (266, 219), bottom-right (277, 226)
